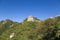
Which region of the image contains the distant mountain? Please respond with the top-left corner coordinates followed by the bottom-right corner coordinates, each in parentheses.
top-left (0, 16), bottom-right (60, 40)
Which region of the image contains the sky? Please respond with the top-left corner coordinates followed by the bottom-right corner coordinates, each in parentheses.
top-left (0, 0), bottom-right (60, 22)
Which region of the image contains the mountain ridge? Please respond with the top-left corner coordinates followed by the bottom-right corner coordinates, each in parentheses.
top-left (0, 15), bottom-right (60, 40)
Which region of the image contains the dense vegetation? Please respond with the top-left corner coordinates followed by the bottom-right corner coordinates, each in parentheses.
top-left (0, 16), bottom-right (60, 40)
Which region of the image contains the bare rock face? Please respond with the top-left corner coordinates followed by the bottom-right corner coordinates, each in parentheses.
top-left (27, 16), bottom-right (34, 21)
top-left (9, 33), bottom-right (15, 38)
top-left (2, 21), bottom-right (7, 24)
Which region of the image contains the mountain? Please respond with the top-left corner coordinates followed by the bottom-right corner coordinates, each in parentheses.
top-left (0, 16), bottom-right (60, 40)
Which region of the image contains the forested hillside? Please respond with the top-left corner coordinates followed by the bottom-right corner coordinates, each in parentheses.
top-left (0, 16), bottom-right (60, 40)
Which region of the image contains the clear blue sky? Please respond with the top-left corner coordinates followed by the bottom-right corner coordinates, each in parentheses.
top-left (0, 0), bottom-right (60, 22)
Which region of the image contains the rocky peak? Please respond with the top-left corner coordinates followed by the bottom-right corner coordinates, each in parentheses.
top-left (27, 16), bottom-right (34, 21)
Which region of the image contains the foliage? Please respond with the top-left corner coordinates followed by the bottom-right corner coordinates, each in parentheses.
top-left (0, 16), bottom-right (60, 40)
